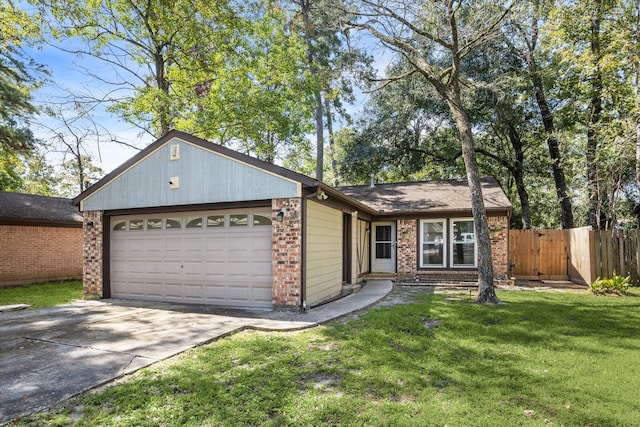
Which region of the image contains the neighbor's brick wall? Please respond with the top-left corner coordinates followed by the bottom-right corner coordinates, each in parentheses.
top-left (397, 219), bottom-right (418, 281)
top-left (83, 211), bottom-right (104, 298)
top-left (0, 224), bottom-right (83, 287)
top-left (272, 198), bottom-right (302, 308)
top-left (488, 215), bottom-right (509, 279)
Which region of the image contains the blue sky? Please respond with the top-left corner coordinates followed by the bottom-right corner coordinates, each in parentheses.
top-left (21, 6), bottom-right (389, 180)
top-left (26, 40), bottom-right (149, 175)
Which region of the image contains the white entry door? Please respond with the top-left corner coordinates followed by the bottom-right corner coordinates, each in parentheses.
top-left (371, 222), bottom-right (396, 273)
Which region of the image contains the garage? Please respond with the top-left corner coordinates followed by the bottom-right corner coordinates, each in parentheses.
top-left (109, 209), bottom-right (273, 309)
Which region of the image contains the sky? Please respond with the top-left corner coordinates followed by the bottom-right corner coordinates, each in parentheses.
top-left (21, 7), bottom-right (390, 181)
top-left (27, 41), bottom-right (149, 175)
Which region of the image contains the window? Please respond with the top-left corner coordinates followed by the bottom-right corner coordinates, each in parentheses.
top-left (375, 225), bottom-right (392, 259)
top-left (186, 216), bottom-right (203, 228)
top-left (451, 219), bottom-right (476, 267)
top-left (253, 214), bottom-right (272, 226)
top-left (146, 218), bottom-right (162, 230)
top-left (112, 220), bottom-right (126, 231)
top-left (421, 220), bottom-right (445, 267)
top-left (207, 215), bottom-right (225, 228)
top-left (229, 214), bottom-right (248, 227)
top-left (129, 219), bottom-right (143, 230)
top-left (165, 217), bottom-right (182, 229)
top-left (419, 218), bottom-right (476, 268)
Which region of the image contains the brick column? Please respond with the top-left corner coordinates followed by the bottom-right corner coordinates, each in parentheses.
top-left (272, 198), bottom-right (302, 308)
top-left (83, 210), bottom-right (103, 298)
top-left (397, 219), bottom-right (417, 281)
top-left (488, 215), bottom-right (509, 279)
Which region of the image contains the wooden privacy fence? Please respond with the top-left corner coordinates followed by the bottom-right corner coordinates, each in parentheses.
top-left (510, 227), bottom-right (640, 285)
top-left (509, 230), bottom-right (569, 281)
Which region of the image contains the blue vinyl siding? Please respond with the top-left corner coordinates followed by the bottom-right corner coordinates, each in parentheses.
top-left (82, 138), bottom-right (299, 211)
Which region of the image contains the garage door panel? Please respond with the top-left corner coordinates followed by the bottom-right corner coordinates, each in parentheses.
top-left (110, 210), bottom-right (273, 309)
top-left (146, 283), bottom-right (163, 296)
top-left (184, 284), bottom-right (203, 299)
top-left (252, 262), bottom-right (272, 276)
top-left (164, 283), bottom-right (183, 298)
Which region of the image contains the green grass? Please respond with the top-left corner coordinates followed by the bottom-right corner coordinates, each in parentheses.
top-left (18, 288), bottom-right (640, 426)
top-left (0, 280), bottom-right (83, 309)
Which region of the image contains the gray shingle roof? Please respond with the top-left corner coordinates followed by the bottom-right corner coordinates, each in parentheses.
top-left (0, 191), bottom-right (83, 226)
top-left (337, 177), bottom-right (512, 215)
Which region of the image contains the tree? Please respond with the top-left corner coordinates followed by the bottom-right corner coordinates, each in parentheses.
top-left (347, 0), bottom-right (513, 303)
top-left (289, 0), bottom-right (372, 181)
top-left (0, 2), bottom-right (44, 155)
top-left (502, 0), bottom-right (576, 229)
top-left (34, 0), bottom-right (316, 164)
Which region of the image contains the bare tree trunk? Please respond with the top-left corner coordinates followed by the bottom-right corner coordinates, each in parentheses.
top-left (587, 0), bottom-right (603, 230)
top-left (324, 95), bottom-right (338, 185)
top-left (530, 71), bottom-right (574, 229)
top-left (154, 52), bottom-right (171, 136)
top-left (314, 90), bottom-right (324, 181)
top-left (505, 119), bottom-right (531, 229)
top-left (633, 1), bottom-right (640, 227)
top-left (447, 96), bottom-right (498, 304)
top-left (522, 17), bottom-right (574, 229)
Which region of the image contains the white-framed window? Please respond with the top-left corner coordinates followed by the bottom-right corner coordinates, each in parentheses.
top-left (207, 215), bottom-right (225, 228)
top-left (420, 219), bottom-right (446, 267)
top-left (419, 218), bottom-right (476, 268)
top-left (146, 218), bottom-right (162, 230)
top-left (185, 216), bottom-right (203, 229)
top-left (128, 219), bottom-right (144, 231)
top-left (450, 218), bottom-right (476, 268)
top-left (112, 220), bottom-right (126, 231)
top-left (229, 214), bottom-right (248, 227)
top-left (253, 213), bottom-right (272, 226)
top-left (165, 217), bottom-right (182, 229)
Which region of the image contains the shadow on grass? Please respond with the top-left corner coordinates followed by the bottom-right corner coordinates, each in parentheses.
top-left (23, 290), bottom-right (640, 426)
top-left (319, 290), bottom-right (640, 426)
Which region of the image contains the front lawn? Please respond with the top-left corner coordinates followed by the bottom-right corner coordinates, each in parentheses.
top-left (0, 280), bottom-right (83, 309)
top-left (19, 287), bottom-right (640, 426)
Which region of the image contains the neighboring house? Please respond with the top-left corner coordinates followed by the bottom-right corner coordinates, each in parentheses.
top-left (0, 191), bottom-right (83, 287)
top-left (73, 130), bottom-right (512, 310)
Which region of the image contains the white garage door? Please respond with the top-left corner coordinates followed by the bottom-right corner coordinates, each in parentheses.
top-left (110, 209), bottom-right (273, 309)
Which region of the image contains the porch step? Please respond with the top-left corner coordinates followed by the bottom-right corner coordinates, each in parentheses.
top-left (342, 283), bottom-right (362, 294)
top-left (409, 279), bottom-right (478, 288)
top-left (367, 273), bottom-right (397, 279)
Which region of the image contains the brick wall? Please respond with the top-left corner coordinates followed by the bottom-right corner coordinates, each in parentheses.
top-left (271, 198), bottom-right (302, 308)
top-left (0, 224), bottom-right (83, 287)
top-left (397, 219), bottom-right (417, 281)
top-left (82, 211), bottom-right (104, 298)
top-left (488, 215), bottom-right (509, 279)
top-left (395, 214), bottom-right (510, 281)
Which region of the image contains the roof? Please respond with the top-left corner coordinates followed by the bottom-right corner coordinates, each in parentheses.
top-left (0, 191), bottom-right (83, 227)
top-left (337, 177), bottom-right (512, 216)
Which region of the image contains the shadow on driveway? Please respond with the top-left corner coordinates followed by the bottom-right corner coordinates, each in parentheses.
top-left (0, 280), bottom-right (392, 424)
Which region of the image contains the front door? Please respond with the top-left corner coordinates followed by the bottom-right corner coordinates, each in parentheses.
top-left (371, 222), bottom-right (396, 273)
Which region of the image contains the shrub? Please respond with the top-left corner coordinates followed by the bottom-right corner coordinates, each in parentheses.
top-left (589, 274), bottom-right (631, 295)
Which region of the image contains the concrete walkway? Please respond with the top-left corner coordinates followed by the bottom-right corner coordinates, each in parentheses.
top-left (0, 280), bottom-right (392, 425)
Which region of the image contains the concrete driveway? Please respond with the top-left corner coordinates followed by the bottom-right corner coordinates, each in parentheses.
top-left (0, 280), bottom-right (392, 424)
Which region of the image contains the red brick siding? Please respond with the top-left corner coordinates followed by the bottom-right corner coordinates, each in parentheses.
top-left (397, 219), bottom-right (417, 280)
top-left (271, 198), bottom-right (302, 308)
top-left (82, 211), bottom-right (104, 298)
top-left (0, 224), bottom-right (82, 287)
top-left (395, 215), bottom-right (510, 281)
top-left (488, 215), bottom-right (509, 279)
